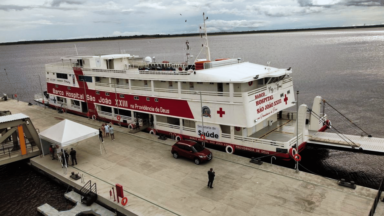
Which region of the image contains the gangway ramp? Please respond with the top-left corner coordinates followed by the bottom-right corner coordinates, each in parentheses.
top-left (308, 132), bottom-right (384, 153)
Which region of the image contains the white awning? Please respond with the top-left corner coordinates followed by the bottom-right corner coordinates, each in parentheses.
top-left (39, 119), bottom-right (98, 147)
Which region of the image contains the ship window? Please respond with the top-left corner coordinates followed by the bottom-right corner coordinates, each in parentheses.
top-left (144, 80), bottom-right (148, 86)
top-left (189, 82), bottom-right (194, 89)
top-left (197, 82), bottom-right (203, 84)
top-left (226, 83), bottom-right (229, 85)
top-left (155, 98), bottom-right (159, 102)
top-left (287, 90), bottom-right (290, 94)
top-left (182, 82), bottom-right (187, 84)
top-left (96, 91), bottom-right (100, 95)
top-left (209, 82), bottom-right (214, 85)
top-left (168, 81), bottom-right (173, 88)
top-left (120, 94), bottom-right (124, 98)
top-left (47, 72), bottom-right (49, 74)
top-left (95, 77), bottom-right (101, 82)
top-left (57, 73), bottom-right (68, 79)
top-left (257, 79), bottom-right (264, 85)
top-left (280, 93), bottom-right (283, 97)
top-left (105, 92), bottom-right (110, 96)
top-left (67, 87), bottom-right (71, 90)
top-left (134, 96), bottom-right (139, 100)
top-left (79, 75), bottom-right (93, 83)
top-left (146, 97), bottom-right (150, 101)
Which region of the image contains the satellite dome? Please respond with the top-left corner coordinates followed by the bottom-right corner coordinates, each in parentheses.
top-left (144, 56), bottom-right (152, 63)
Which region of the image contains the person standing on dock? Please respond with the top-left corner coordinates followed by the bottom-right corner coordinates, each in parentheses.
top-left (70, 148), bottom-right (77, 166)
top-left (207, 168), bottom-right (215, 188)
top-left (101, 124), bottom-right (106, 137)
top-left (105, 124), bottom-right (110, 137)
top-left (49, 145), bottom-right (55, 160)
top-left (99, 128), bottom-right (104, 143)
top-left (109, 125), bottom-right (115, 140)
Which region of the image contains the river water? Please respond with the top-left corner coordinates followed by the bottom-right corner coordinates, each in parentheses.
top-left (0, 29), bottom-right (384, 215)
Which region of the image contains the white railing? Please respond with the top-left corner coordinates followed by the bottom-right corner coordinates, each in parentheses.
top-left (154, 88), bottom-right (179, 93)
top-left (83, 68), bottom-right (126, 74)
top-left (222, 133), bottom-right (231, 139)
top-left (95, 82), bottom-right (110, 87)
top-left (247, 86), bottom-right (267, 97)
top-left (181, 90), bottom-right (230, 97)
top-left (139, 70), bottom-right (191, 75)
top-left (234, 135), bottom-right (286, 148)
top-left (183, 126), bottom-right (196, 133)
top-left (131, 86), bottom-right (151, 91)
top-left (156, 122), bottom-right (180, 130)
top-left (71, 104), bottom-right (80, 109)
top-left (288, 133), bottom-right (303, 147)
top-left (113, 84), bottom-right (130, 89)
top-left (233, 92), bottom-right (242, 97)
top-left (99, 111), bottom-right (113, 116)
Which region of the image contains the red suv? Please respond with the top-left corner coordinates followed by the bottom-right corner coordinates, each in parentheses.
top-left (171, 140), bottom-right (212, 165)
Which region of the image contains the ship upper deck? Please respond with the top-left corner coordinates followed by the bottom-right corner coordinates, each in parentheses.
top-left (48, 55), bottom-right (292, 83)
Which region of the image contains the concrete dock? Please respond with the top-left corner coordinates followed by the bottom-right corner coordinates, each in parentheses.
top-left (1, 99), bottom-right (384, 216)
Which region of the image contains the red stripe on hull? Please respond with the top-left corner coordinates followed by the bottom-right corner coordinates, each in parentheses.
top-left (149, 128), bottom-right (296, 159)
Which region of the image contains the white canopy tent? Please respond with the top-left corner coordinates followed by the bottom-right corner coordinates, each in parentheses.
top-left (39, 119), bottom-right (99, 173)
top-left (39, 119), bottom-right (98, 147)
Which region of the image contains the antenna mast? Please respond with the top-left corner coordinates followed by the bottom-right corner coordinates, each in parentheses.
top-left (202, 12), bottom-right (211, 61)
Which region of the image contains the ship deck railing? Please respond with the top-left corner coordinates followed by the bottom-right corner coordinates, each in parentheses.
top-left (139, 70), bottom-right (192, 75)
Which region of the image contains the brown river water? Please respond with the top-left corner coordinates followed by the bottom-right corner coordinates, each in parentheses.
top-left (0, 29), bottom-right (384, 215)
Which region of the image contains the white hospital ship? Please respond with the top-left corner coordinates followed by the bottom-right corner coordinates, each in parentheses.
top-left (39, 15), bottom-right (338, 160)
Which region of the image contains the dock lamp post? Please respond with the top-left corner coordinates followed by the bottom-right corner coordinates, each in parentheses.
top-left (292, 91), bottom-right (299, 173)
top-left (195, 91), bottom-right (205, 145)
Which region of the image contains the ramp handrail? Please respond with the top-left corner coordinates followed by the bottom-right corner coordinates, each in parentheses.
top-left (369, 176), bottom-right (384, 216)
top-left (309, 109), bottom-right (359, 148)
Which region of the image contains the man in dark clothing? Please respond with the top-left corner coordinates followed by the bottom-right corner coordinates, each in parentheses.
top-left (70, 148), bottom-right (77, 166)
top-left (207, 168), bottom-right (215, 188)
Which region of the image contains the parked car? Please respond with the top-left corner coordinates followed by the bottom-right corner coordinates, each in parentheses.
top-left (171, 140), bottom-right (212, 165)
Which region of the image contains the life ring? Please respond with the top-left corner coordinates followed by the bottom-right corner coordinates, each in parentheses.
top-left (235, 127), bottom-right (241, 131)
top-left (289, 148), bottom-right (297, 159)
top-left (121, 197), bottom-right (128, 206)
top-left (200, 134), bottom-right (206, 140)
top-left (294, 154), bottom-right (301, 162)
top-left (92, 115), bottom-right (96, 120)
top-left (61, 108), bottom-right (66, 113)
top-left (128, 124), bottom-right (133, 129)
top-left (149, 129), bottom-right (156, 135)
top-left (248, 81), bottom-right (253, 86)
top-left (116, 115), bottom-right (121, 121)
top-left (175, 135), bottom-right (183, 141)
top-left (225, 145), bottom-right (234, 154)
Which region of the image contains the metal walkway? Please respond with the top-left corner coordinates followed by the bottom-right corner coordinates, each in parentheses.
top-left (308, 131), bottom-right (384, 153)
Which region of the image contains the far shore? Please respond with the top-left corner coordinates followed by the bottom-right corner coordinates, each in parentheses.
top-left (1, 25), bottom-right (383, 46)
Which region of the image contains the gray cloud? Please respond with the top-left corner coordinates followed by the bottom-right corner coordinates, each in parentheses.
top-left (0, 5), bottom-right (32, 11)
top-left (247, 4), bottom-right (323, 17)
top-left (298, 0), bottom-right (383, 7)
top-left (51, 0), bottom-right (85, 7)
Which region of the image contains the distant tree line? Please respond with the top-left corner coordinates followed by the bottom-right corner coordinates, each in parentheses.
top-left (1, 25), bottom-right (383, 46)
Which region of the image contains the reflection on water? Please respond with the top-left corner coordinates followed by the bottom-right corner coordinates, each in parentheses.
top-left (0, 160), bottom-right (74, 216)
top-left (0, 29), bottom-right (384, 215)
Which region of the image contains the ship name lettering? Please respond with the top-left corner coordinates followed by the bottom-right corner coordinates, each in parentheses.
top-left (66, 91), bottom-right (84, 100)
top-left (86, 95), bottom-right (95, 102)
top-left (98, 97), bottom-right (111, 105)
top-left (115, 99), bottom-right (128, 107)
top-left (256, 95), bottom-right (273, 106)
top-left (53, 88), bottom-right (64, 96)
top-left (255, 92), bottom-right (265, 100)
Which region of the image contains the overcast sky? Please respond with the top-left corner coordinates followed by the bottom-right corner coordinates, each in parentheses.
top-left (0, 0), bottom-right (383, 42)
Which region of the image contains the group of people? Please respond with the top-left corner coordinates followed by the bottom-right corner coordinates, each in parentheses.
top-left (49, 145), bottom-right (77, 167)
top-left (99, 123), bottom-right (115, 143)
